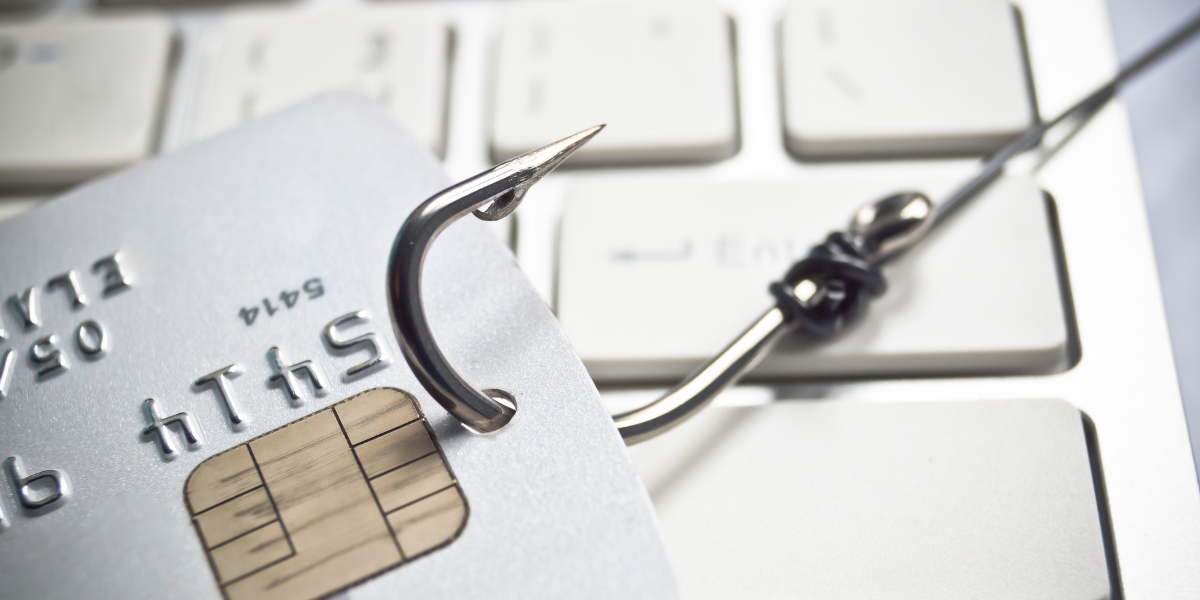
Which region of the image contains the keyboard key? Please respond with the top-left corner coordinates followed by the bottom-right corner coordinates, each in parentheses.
top-left (780, 0), bottom-right (1034, 159)
top-left (491, 0), bottom-right (737, 165)
top-left (630, 399), bottom-right (1112, 599)
top-left (0, 197), bottom-right (40, 223)
top-left (190, 7), bottom-right (450, 156)
top-left (0, 17), bottom-right (173, 186)
top-left (557, 176), bottom-right (1069, 381)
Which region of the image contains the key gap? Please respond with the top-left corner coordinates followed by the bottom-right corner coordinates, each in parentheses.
top-left (1080, 412), bottom-right (1125, 600)
top-left (1044, 191), bottom-right (1083, 371)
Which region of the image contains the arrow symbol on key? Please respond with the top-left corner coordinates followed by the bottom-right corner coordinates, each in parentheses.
top-left (610, 240), bottom-right (692, 263)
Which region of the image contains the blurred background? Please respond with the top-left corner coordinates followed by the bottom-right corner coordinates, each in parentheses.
top-left (1108, 0), bottom-right (1200, 480)
top-left (1, 0), bottom-right (1198, 482)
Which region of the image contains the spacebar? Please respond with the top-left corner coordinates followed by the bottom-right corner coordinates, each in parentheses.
top-left (555, 176), bottom-right (1072, 382)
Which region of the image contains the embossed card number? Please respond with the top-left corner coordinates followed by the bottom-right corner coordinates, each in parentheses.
top-left (185, 388), bottom-right (467, 600)
top-left (0, 252), bottom-right (128, 397)
top-left (239, 278), bottom-right (325, 326)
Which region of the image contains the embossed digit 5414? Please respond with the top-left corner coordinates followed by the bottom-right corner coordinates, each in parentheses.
top-left (238, 277), bottom-right (325, 326)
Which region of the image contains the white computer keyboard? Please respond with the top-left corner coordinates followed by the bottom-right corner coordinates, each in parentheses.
top-left (1, 0), bottom-right (1198, 597)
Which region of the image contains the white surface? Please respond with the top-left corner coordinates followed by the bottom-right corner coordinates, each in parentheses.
top-left (780, 0), bottom-right (1035, 158)
top-left (1107, 0), bottom-right (1200, 491)
top-left (187, 6), bottom-right (450, 156)
top-left (0, 94), bottom-right (679, 600)
top-left (0, 198), bottom-right (40, 222)
top-left (0, 15), bottom-right (173, 186)
top-left (0, 0), bottom-right (1198, 597)
top-left (631, 399), bottom-right (1111, 600)
top-left (559, 176), bottom-right (1068, 381)
top-left (490, 0), bottom-right (738, 165)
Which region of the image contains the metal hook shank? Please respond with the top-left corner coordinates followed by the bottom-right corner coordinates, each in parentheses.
top-left (387, 125), bottom-right (603, 433)
top-left (615, 8), bottom-right (1200, 444)
top-left (614, 192), bottom-right (933, 445)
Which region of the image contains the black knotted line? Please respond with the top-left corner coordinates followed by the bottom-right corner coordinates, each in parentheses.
top-left (769, 232), bottom-right (887, 338)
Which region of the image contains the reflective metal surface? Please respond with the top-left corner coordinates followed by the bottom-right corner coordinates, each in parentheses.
top-left (614, 192), bottom-right (933, 444)
top-left (193, 364), bottom-right (245, 426)
top-left (74, 320), bottom-right (107, 357)
top-left (0, 349), bottom-right (12, 400)
top-left (531, 2), bottom-right (1199, 594)
top-left (140, 398), bottom-right (203, 456)
top-left (386, 126), bottom-right (602, 434)
top-left (615, 10), bottom-right (1200, 444)
top-left (267, 345), bottom-right (331, 402)
top-left (932, 6), bottom-right (1200, 228)
top-left (28, 334), bottom-right (67, 378)
top-left (46, 270), bottom-right (87, 308)
top-left (324, 311), bottom-right (389, 378)
top-left (0, 96), bottom-right (677, 600)
top-left (0, 0), bottom-right (1196, 597)
top-left (5, 456), bottom-right (70, 510)
top-left (7, 288), bottom-right (38, 329)
top-left (394, 140), bottom-right (935, 443)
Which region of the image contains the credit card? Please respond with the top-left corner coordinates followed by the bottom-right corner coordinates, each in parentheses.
top-left (0, 93), bottom-right (677, 600)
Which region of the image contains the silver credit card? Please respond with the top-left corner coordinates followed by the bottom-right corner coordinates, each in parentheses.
top-left (0, 93), bottom-right (677, 600)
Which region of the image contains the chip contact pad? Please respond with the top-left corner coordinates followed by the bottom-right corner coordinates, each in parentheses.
top-left (184, 388), bottom-right (468, 600)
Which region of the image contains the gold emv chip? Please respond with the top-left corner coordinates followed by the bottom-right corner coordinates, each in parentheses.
top-left (184, 388), bottom-right (468, 600)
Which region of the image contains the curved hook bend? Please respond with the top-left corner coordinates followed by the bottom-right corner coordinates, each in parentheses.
top-left (387, 125), bottom-right (603, 433)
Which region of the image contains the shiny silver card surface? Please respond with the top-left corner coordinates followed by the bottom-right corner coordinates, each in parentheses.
top-left (0, 93), bottom-right (678, 600)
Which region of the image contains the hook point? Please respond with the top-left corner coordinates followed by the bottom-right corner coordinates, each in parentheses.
top-left (473, 124), bottom-right (605, 221)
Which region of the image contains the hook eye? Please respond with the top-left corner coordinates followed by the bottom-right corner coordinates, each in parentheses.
top-left (849, 192), bottom-right (934, 263)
